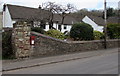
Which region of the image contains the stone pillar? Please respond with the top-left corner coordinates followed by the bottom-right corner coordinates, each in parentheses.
top-left (12, 21), bottom-right (31, 58)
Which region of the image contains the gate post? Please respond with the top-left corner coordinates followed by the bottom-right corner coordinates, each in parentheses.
top-left (12, 21), bottom-right (31, 58)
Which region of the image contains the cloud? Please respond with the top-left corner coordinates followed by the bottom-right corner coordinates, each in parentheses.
top-left (0, 0), bottom-right (119, 12)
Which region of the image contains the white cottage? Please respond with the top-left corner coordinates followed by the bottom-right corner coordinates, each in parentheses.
top-left (3, 4), bottom-right (51, 28)
top-left (82, 16), bottom-right (104, 32)
top-left (0, 12), bottom-right (2, 30)
top-left (3, 4), bottom-right (78, 33)
top-left (52, 14), bottom-right (79, 33)
top-left (3, 4), bottom-right (105, 33)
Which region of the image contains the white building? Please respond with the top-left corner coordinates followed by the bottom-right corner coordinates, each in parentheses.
top-left (3, 4), bottom-right (50, 28)
top-left (3, 4), bottom-right (105, 33)
top-left (82, 16), bottom-right (104, 32)
top-left (0, 12), bottom-right (2, 30)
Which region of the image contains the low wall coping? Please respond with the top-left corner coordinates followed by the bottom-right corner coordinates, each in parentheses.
top-left (31, 31), bottom-right (119, 44)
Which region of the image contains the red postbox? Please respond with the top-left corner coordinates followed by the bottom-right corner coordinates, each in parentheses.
top-left (30, 36), bottom-right (36, 45)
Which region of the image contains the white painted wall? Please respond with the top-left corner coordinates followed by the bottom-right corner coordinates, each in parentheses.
top-left (0, 13), bottom-right (2, 30)
top-left (61, 25), bottom-right (72, 33)
top-left (44, 23), bottom-right (72, 33)
top-left (67, 25), bottom-right (72, 32)
top-left (44, 23), bottom-right (57, 31)
top-left (53, 23), bottom-right (58, 30)
top-left (12, 20), bottom-right (16, 24)
top-left (44, 24), bottom-right (49, 31)
top-left (82, 16), bottom-right (103, 32)
top-left (3, 6), bottom-right (13, 28)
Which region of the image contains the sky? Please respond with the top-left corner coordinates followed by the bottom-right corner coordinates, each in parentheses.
top-left (0, 0), bottom-right (119, 12)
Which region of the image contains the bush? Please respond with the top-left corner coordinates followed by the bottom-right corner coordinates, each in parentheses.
top-left (31, 27), bottom-right (45, 34)
top-left (70, 23), bottom-right (94, 40)
top-left (107, 23), bottom-right (120, 39)
top-left (64, 31), bottom-right (70, 39)
top-left (45, 29), bottom-right (65, 40)
top-left (2, 31), bottom-right (14, 59)
top-left (93, 31), bottom-right (104, 40)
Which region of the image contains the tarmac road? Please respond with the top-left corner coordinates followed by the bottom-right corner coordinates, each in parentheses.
top-left (3, 48), bottom-right (118, 74)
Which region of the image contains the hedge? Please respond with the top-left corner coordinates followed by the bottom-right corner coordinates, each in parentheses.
top-left (2, 30), bottom-right (14, 59)
top-left (107, 23), bottom-right (120, 39)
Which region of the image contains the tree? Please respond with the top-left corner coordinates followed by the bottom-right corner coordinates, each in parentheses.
top-left (54, 3), bottom-right (75, 31)
top-left (42, 2), bottom-right (57, 29)
top-left (102, 7), bottom-right (116, 19)
top-left (55, 3), bottom-right (75, 24)
top-left (107, 8), bottom-right (115, 17)
top-left (70, 23), bottom-right (94, 40)
top-left (42, 2), bottom-right (76, 31)
top-left (72, 9), bottom-right (103, 22)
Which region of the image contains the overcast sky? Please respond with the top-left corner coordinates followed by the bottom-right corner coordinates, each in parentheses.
top-left (0, 0), bottom-right (119, 12)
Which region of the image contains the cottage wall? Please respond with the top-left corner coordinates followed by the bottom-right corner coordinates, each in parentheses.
top-left (3, 6), bottom-right (13, 28)
top-left (61, 25), bottom-right (72, 33)
top-left (0, 12), bottom-right (2, 30)
top-left (44, 23), bottom-right (72, 33)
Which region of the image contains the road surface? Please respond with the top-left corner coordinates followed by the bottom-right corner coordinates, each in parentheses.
top-left (3, 48), bottom-right (118, 74)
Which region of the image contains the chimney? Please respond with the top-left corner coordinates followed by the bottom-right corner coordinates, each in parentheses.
top-left (3, 4), bottom-right (6, 11)
top-left (38, 5), bottom-right (41, 9)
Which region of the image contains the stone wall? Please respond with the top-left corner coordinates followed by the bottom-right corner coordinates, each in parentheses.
top-left (12, 21), bottom-right (31, 58)
top-left (31, 31), bottom-right (119, 57)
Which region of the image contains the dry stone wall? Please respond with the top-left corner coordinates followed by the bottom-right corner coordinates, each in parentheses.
top-left (12, 21), bottom-right (31, 58)
top-left (31, 31), bottom-right (119, 58)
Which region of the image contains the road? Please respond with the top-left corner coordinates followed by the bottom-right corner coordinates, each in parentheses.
top-left (0, 33), bottom-right (2, 57)
top-left (0, 33), bottom-right (2, 75)
top-left (3, 48), bottom-right (119, 74)
top-left (0, 33), bottom-right (2, 56)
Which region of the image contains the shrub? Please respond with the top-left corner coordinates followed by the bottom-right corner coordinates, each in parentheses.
top-left (31, 27), bottom-right (45, 34)
top-left (64, 31), bottom-right (70, 39)
top-left (93, 31), bottom-right (104, 40)
top-left (70, 23), bottom-right (94, 40)
top-left (2, 30), bottom-right (14, 59)
top-left (45, 29), bottom-right (65, 40)
top-left (107, 23), bottom-right (120, 39)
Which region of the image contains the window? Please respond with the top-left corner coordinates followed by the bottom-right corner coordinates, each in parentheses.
top-left (64, 25), bottom-right (67, 29)
top-left (40, 21), bottom-right (46, 29)
top-left (58, 25), bottom-right (61, 31)
top-left (34, 21), bottom-right (41, 27)
top-left (49, 25), bottom-right (52, 29)
top-left (43, 25), bottom-right (46, 29)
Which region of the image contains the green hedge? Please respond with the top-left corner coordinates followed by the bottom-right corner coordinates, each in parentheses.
top-left (94, 31), bottom-right (104, 40)
top-left (31, 27), bottom-right (45, 34)
top-left (70, 23), bottom-right (94, 40)
top-left (107, 23), bottom-right (120, 39)
top-left (45, 29), bottom-right (65, 40)
top-left (2, 30), bottom-right (14, 59)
